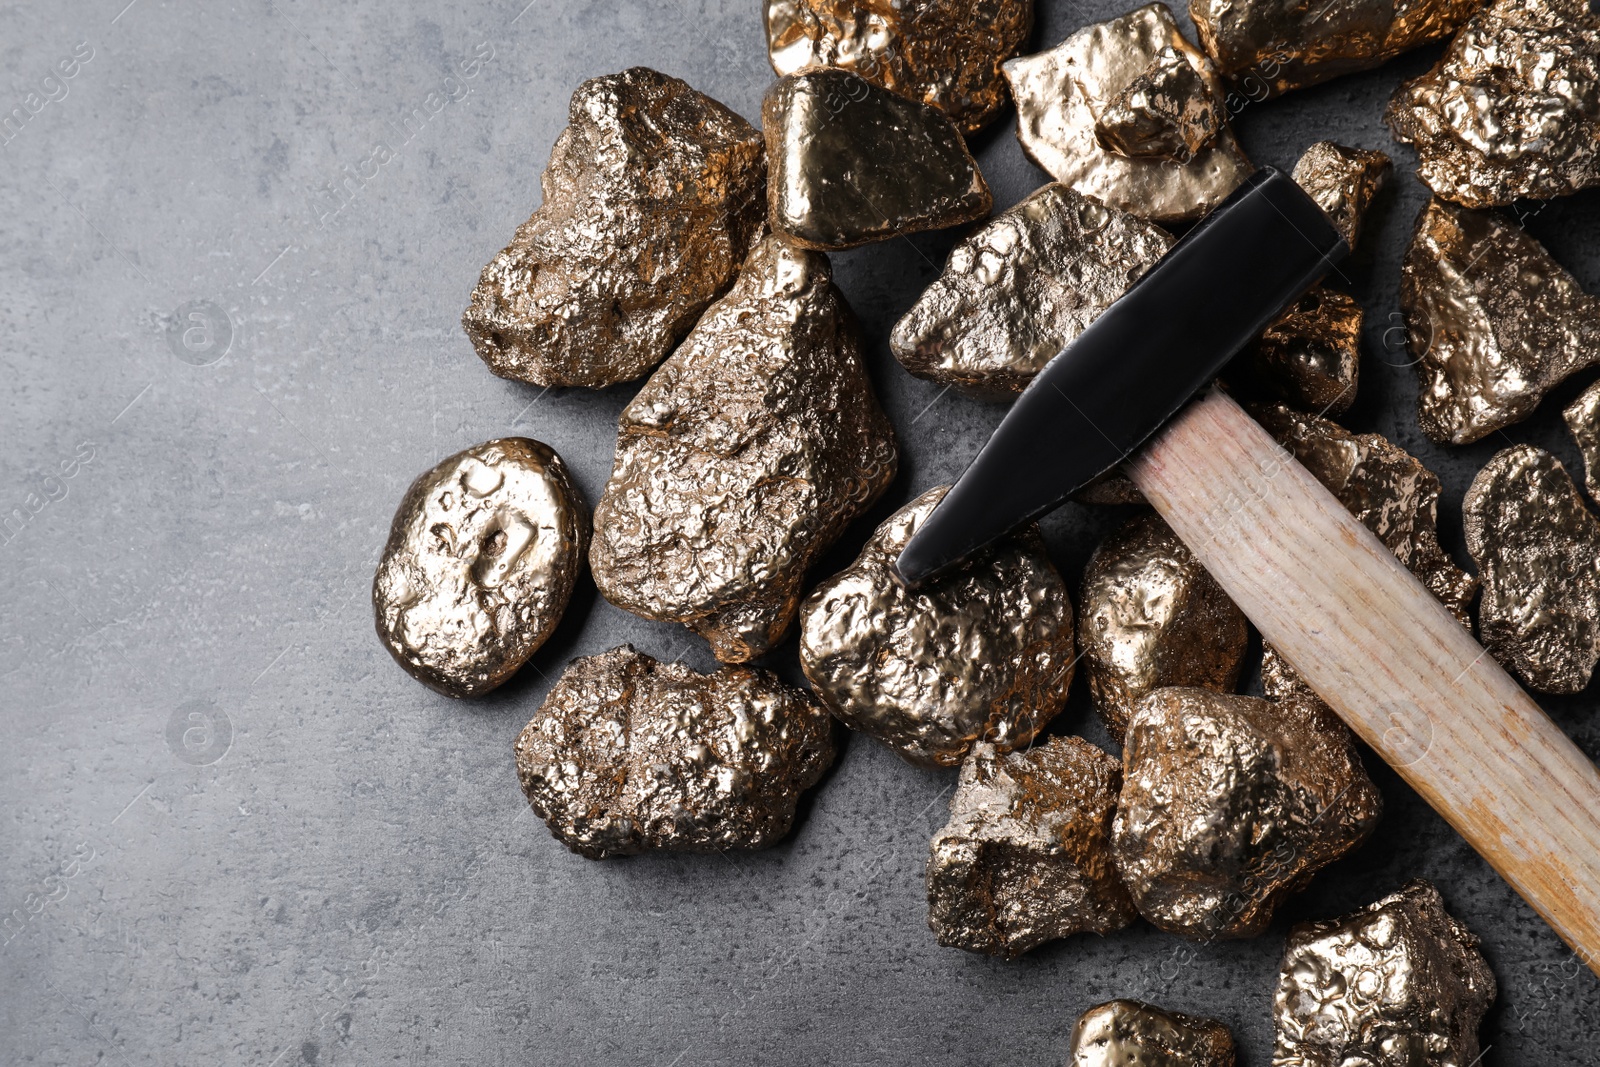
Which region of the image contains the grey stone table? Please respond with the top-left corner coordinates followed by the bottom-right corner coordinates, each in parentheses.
top-left (3, 1), bottom-right (1598, 1064)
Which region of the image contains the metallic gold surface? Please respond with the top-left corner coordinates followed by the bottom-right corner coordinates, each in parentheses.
top-left (1463, 446), bottom-right (1600, 694)
top-left (926, 738), bottom-right (1135, 958)
top-left (1094, 45), bottom-right (1225, 163)
top-left (890, 184), bottom-right (1173, 395)
top-left (1079, 514), bottom-right (1247, 744)
top-left (763, 0), bottom-right (1033, 134)
top-left (1113, 687), bottom-right (1382, 940)
top-left (590, 234), bottom-right (898, 663)
top-left (1236, 286), bottom-right (1362, 417)
top-left (1191, 0), bottom-right (1476, 96)
top-left (1069, 1000), bottom-right (1235, 1067)
top-left (799, 486), bottom-right (1075, 767)
top-left (1400, 198), bottom-right (1600, 445)
top-left (1003, 4), bottom-right (1253, 223)
top-left (1274, 881), bottom-right (1497, 1067)
top-left (373, 438), bottom-right (588, 698)
top-left (1564, 381), bottom-right (1600, 500)
top-left (1387, 0), bottom-right (1600, 208)
top-left (461, 67), bottom-right (766, 388)
top-left (763, 68), bottom-right (992, 251)
top-left (514, 645), bottom-right (834, 859)
top-left (1290, 141), bottom-right (1391, 249)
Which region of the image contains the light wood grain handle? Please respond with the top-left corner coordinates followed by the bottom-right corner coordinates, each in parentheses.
top-left (1127, 388), bottom-right (1600, 976)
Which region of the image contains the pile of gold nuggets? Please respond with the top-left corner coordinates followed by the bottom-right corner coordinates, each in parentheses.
top-left (372, 0), bottom-right (1600, 1062)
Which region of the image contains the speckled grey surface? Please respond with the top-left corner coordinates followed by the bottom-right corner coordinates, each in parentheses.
top-left (3, 2), bottom-right (1598, 1064)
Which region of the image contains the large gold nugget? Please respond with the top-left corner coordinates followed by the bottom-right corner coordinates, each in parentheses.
top-left (1463, 446), bottom-right (1600, 694)
top-left (927, 738), bottom-right (1135, 958)
top-left (1387, 0), bottom-right (1600, 208)
top-left (763, 68), bottom-right (992, 251)
top-left (373, 439), bottom-right (588, 698)
top-left (1190, 0), bottom-right (1475, 96)
top-left (514, 646), bottom-right (834, 859)
top-left (1237, 287), bottom-right (1362, 417)
top-left (764, 0), bottom-right (1033, 134)
top-left (461, 68), bottom-right (766, 388)
top-left (1400, 198), bottom-right (1600, 445)
top-left (1274, 881), bottom-right (1496, 1067)
top-left (1564, 381), bottom-right (1600, 500)
top-left (1112, 688), bottom-right (1382, 940)
top-left (799, 486), bottom-right (1075, 767)
top-left (1003, 4), bottom-right (1253, 223)
top-left (1079, 513), bottom-right (1247, 744)
top-left (590, 234), bottom-right (898, 663)
top-left (1068, 1001), bottom-right (1235, 1067)
top-left (890, 184), bottom-right (1173, 395)
top-left (1290, 141), bottom-right (1391, 250)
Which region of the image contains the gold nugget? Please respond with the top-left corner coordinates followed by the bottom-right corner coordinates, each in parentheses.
top-left (1003, 4), bottom-right (1252, 223)
top-left (1235, 287), bottom-right (1362, 417)
top-left (1291, 141), bottom-right (1391, 249)
top-left (1068, 1000), bottom-right (1235, 1067)
top-left (1564, 381), bottom-right (1600, 500)
top-left (890, 184), bottom-right (1173, 395)
top-left (373, 439), bottom-right (588, 698)
top-left (764, 0), bottom-right (1033, 134)
top-left (800, 486), bottom-right (1075, 767)
top-left (927, 738), bottom-right (1135, 958)
top-left (590, 234), bottom-right (898, 663)
top-left (1275, 881), bottom-right (1496, 1067)
top-left (1387, 0), bottom-right (1600, 208)
top-left (1079, 513), bottom-right (1247, 743)
top-left (1464, 446), bottom-right (1600, 694)
top-left (763, 68), bottom-right (991, 251)
top-left (462, 68), bottom-right (766, 388)
top-left (1094, 45), bottom-right (1225, 163)
top-left (1400, 198), bottom-right (1600, 445)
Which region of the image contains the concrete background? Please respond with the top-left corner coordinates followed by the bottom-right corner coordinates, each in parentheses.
top-left (3, 0), bottom-right (1598, 1063)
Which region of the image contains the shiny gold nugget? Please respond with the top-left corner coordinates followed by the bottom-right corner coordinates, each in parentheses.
top-left (890, 184), bottom-right (1173, 395)
top-left (1237, 287), bottom-right (1362, 417)
top-left (1564, 381), bottom-right (1600, 500)
top-left (1401, 198), bottom-right (1600, 445)
top-left (1464, 446), bottom-right (1600, 694)
top-left (1191, 0), bottom-right (1475, 96)
top-left (1113, 687), bottom-right (1382, 940)
top-left (764, 0), bottom-right (1034, 134)
top-left (1068, 1000), bottom-right (1235, 1067)
top-left (591, 234), bottom-right (898, 663)
top-left (1003, 4), bottom-right (1252, 223)
top-left (373, 439), bottom-right (588, 698)
top-left (515, 646), bottom-right (834, 858)
top-left (800, 486), bottom-right (1075, 767)
top-left (1079, 513), bottom-right (1247, 744)
top-left (1387, 0), bottom-right (1600, 208)
top-left (763, 68), bottom-right (991, 251)
top-left (1291, 141), bottom-right (1391, 249)
top-left (462, 68), bottom-right (766, 388)
top-left (927, 738), bottom-right (1134, 958)
top-left (1095, 45), bottom-right (1225, 163)
top-left (1274, 881), bottom-right (1496, 1067)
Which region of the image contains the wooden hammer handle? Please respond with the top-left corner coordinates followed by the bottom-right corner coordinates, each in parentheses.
top-left (1127, 388), bottom-right (1600, 976)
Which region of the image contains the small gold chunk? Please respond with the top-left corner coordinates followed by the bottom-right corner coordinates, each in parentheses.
top-left (1291, 141), bottom-right (1391, 249)
top-left (927, 738), bottom-right (1135, 958)
top-left (1068, 1000), bottom-right (1235, 1067)
top-left (1003, 4), bottom-right (1253, 223)
top-left (1236, 287), bottom-right (1362, 417)
top-left (1094, 45), bottom-right (1225, 163)
top-left (800, 486), bottom-right (1075, 767)
top-left (1564, 381), bottom-right (1600, 500)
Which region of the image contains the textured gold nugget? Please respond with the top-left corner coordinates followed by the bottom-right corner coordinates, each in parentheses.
top-left (1387, 0), bottom-right (1600, 208)
top-left (373, 439), bottom-right (588, 698)
top-left (462, 68), bottom-right (766, 388)
top-left (890, 184), bottom-right (1173, 394)
top-left (1401, 198), bottom-right (1600, 445)
top-left (1113, 688), bottom-right (1382, 940)
top-left (1068, 1000), bottom-right (1235, 1067)
top-left (1291, 141), bottom-right (1391, 250)
top-left (1003, 4), bottom-right (1252, 223)
top-left (514, 646), bottom-right (834, 858)
top-left (800, 487), bottom-right (1075, 767)
top-left (1094, 45), bottom-right (1225, 163)
top-left (1564, 381), bottom-right (1600, 500)
top-left (1079, 514), bottom-right (1247, 744)
top-left (1191, 0), bottom-right (1475, 96)
top-left (1274, 881), bottom-right (1496, 1067)
top-left (927, 738), bottom-right (1134, 958)
top-left (1464, 446), bottom-right (1600, 694)
top-left (763, 68), bottom-right (991, 251)
top-left (764, 0), bottom-right (1033, 134)
top-left (1237, 287), bottom-right (1362, 417)
top-left (591, 234), bottom-right (898, 663)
